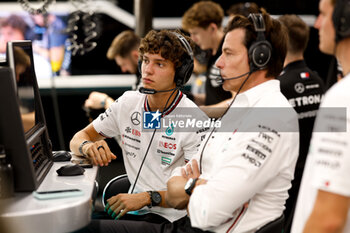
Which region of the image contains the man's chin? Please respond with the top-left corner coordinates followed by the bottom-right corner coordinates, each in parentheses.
top-left (319, 41), bottom-right (336, 56)
top-left (222, 82), bottom-right (231, 92)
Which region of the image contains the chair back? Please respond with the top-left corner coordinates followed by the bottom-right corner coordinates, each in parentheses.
top-left (255, 214), bottom-right (285, 233)
top-left (102, 174), bottom-right (130, 207)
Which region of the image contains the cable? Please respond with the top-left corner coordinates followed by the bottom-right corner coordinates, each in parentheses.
top-left (18, 0), bottom-right (54, 15)
top-left (199, 72), bottom-right (253, 173)
top-left (130, 88), bottom-right (179, 194)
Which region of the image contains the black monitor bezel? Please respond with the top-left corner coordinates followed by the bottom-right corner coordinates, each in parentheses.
top-left (7, 40), bottom-right (48, 139)
top-left (0, 40), bottom-right (53, 192)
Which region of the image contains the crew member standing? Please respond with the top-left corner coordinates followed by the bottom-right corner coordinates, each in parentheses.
top-left (277, 14), bottom-right (325, 232)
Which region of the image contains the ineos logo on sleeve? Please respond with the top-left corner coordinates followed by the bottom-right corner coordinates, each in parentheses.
top-left (131, 112), bottom-right (141, 125)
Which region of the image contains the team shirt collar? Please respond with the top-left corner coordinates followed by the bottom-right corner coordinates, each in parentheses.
top-left (144, 90), bottom-right (183, 117)
top-left (233, 79), bottom-right (280, 107)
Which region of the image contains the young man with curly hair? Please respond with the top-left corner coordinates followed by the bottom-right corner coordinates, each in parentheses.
top-left (71, 30), bottom-right (208, 230)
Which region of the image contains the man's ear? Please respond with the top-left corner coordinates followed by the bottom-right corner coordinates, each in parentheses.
top-left (208, 23), bottom-right (218, 33)
top-left (131, 50), bottom-right (139, 62)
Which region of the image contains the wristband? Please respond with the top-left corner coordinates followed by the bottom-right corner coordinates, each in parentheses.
top-left (184, 178), bottom-right (198, 196)
top-left (100, 96), bottom-right (109, 108)
top-left (78, 140), bottom-right (92, 157)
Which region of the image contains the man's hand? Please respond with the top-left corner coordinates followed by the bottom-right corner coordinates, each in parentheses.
top-left (105, 193), bottom-right (150, 219)
top-left (181, 159), bottom-right (201, 180)
top-left (84, 91), bottom-right (112, 110)
top-left (82, 140), bottom-right (116, 166)
top-left (182, 160), bottom-right (207, 192)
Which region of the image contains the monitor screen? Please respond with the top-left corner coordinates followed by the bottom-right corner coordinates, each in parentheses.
top-left (0, 12), bottom-right (70, 77)
top-left (8, 41), bottom-right (36, 133)
top-left (0, 41), bottom-right (53, 192)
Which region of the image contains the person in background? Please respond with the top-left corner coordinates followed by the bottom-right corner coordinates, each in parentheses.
top-left (277, 14), bottom-right (325, 233)
top-left (0, 14), bottom-right (27, 54)
top-left (106, 30), bottom-right (141, 89)
top-left (84, 30), bottom-right (141, 114)
top-left (182, 0), bottom-right (232, 106)
top-left (0, 14), bottom-right (52, 79)
top-left (30, 13), bottom-right (70, 75)
top-left (291, 0), bottom-right (350, 232)
top-left (227, 2), bottom-right (260, 18)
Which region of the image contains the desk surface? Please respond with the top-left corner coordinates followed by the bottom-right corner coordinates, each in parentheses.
top-left (0, 161), bottom-right (98, 233)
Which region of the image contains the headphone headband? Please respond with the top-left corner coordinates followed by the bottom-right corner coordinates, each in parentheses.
top-left (249, 13), bottom-right (266, 32)
top-left (171, 32), bottom-right (194, 60)
top-left (247, 13), bottom-right (272, 70)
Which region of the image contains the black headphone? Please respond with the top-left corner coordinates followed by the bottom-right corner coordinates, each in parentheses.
top-left (247, 13), bottom-right (272, 71)
top-left (333, 0), bottom-right (350, 43)
top-left (138, 31), bottom-right (194, 87)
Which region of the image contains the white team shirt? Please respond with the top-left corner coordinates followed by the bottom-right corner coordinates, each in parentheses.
top-left (93, 90), bottom-right (209, 222)
top-left (291, 74), bottom-right (350, 233)
top-left (172, 80), bottom-right (299, 232)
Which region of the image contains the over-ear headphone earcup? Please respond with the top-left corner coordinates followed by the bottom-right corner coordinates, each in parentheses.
top-left (333, 0), bottom-right (350, 42)
top-left (175, 57), bottom-right (194, 86)
top-left (171, 32), bottom-right (194, 87)
top-left (248, 40), bottom-right (272, 70)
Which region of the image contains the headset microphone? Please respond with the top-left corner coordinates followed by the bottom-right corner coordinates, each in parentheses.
top-left (139, 87), bottom-right (178, 94)
top-left (216, 70), bottom-right (252, 84)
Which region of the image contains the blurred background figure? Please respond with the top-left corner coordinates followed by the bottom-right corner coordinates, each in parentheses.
top-left (106, 30), bottom-right (141, 89)
top-left (226, 2), bottom-right (260, 18)
top-left (277, 14), bottom-right (325, 233)
top-left (182, 1), bottom-right (232, 106)
top-left (0, 14), bottom-right (27, 55)
top-left (0, 14), bottom-right (52, 79)
top-left (83, 30), bottom-right (141, 121)
top-left (29, 13), bottom-right (70, 76)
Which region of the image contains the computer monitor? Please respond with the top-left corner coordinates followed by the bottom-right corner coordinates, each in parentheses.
top-left (0, 41), bottom-right (53, 191)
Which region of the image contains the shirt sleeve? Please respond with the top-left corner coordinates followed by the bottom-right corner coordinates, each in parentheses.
top-left (188, 129), bottom-right (298, 230)
top-left (308, 92), bottom-right (350, 197)
top-left (170, 113), bottom-right (209, 178)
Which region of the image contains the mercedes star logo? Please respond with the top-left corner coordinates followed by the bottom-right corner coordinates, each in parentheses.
top-left (131, 111), bottom-right (141, 125)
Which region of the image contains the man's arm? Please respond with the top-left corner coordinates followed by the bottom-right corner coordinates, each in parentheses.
top-left (303, 190), bottom-right (350, 233)
top-left (84, 91), bottom-right (115, 110)
top-left (70, 123), bottom-right (116, 166)
top-left (166, 176), bottom-right (190, 209)
top-left (105, 190), bottom-right (172, 219)
top-left (166, 160), bottom-right (205, 209)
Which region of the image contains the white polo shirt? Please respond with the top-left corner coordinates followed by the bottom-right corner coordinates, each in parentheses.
top-left (291, 74), bottom-right (350, 233)
top-left (172, 80), bottom-right (299, 232)
top-left (93, 90), bottom-right (209, 222)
